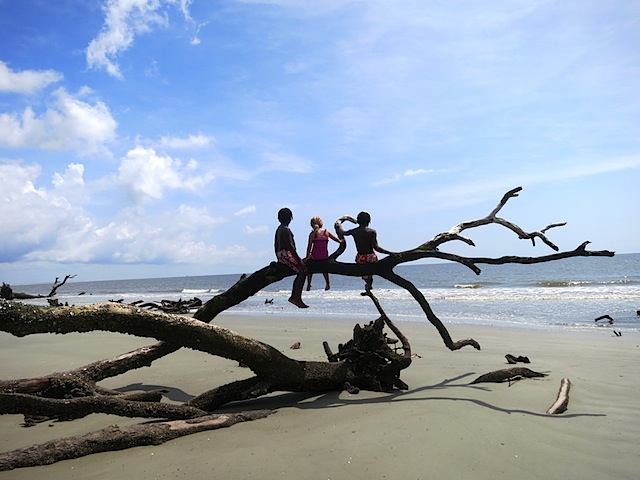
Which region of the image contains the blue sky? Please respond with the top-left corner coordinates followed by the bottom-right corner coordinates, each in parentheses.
top-left (1, 0), bottom-right (639, 285)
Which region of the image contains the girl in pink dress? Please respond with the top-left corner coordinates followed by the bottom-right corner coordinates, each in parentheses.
top-left (304, 216), bottom-right (343, 290)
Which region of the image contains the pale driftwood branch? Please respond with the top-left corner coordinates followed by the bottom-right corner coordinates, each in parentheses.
top-left (0, 410), bottom-right (275, 472)
top-left (546, 377), bottom-right (571, 414)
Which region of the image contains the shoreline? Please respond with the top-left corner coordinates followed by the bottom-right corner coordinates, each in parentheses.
top-left (1, 314), bottom-right (639, 479)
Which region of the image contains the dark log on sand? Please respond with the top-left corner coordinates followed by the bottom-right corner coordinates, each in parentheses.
top-left (471, 367), bottom-right (547, 384)
top-left (546, 377), bottom-right (571, 414)
top-left (0, 410), bottom-right (274, 471)
top-left (594, 314), bottom-right (614, 324)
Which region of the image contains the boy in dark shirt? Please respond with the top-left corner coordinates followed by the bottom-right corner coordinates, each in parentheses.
top-left (338, 211), bottom-right (399, 292)
top-left (274, 208), bottom-right (308, 308)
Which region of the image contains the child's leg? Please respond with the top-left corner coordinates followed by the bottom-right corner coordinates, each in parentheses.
top-left (306, 273), bottom-right (313, 291)
top-left (289, 272), bottom-right (309, 308)
top-left (323, 272), bottom-right (330, 290)
top-left (364, 274), bottom-right (373, 292)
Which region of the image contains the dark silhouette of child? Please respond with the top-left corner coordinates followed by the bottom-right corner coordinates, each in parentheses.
top-left (274, 207), bottom-right (308, 308)
top-left (338, 211), bottom-right (399, 291)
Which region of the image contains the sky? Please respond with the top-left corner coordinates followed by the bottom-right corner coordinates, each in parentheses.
top-left (1, 0), bottom-right (639, 285)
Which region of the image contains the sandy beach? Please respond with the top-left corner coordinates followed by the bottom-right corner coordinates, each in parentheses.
top-left (1, 313), bottom-right (639, 479)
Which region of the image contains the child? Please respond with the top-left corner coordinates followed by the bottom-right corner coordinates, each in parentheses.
top-left (274, 207), bottom-right (308, 308)
top-left (304, 216), bottom-right (343, 290)
top-left (338, 211), bottom-right (399, 292)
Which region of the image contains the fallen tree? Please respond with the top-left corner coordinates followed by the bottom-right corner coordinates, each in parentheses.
top-left (0, 187), bottom-right (614, 470)
top-left (1, 274), bottom-right (76, 301)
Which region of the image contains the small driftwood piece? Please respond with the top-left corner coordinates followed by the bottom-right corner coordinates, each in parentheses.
top-left (470, 367), bottom-right (547, 385)
top-left (505, 354), bottom-right (530, 364)
top-left (546, 377), bottom-right (571, 414)
top-left (0, 410), bottom-right (274, 471)
top-left (594, 314), bottom-right (614, 324)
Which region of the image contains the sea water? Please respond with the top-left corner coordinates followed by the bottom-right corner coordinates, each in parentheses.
top-left (12, 253), bottom-right (640, 332)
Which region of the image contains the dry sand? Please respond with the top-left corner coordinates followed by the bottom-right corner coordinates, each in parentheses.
top-left (1, 314), bottom-right (639, 479)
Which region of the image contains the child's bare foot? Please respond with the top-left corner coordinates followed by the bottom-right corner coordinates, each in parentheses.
top-left (288, 298), bottom-right (309, 308)
top-left (324, 284), bottom-right (330, 290)
top-left (306, 284), bottom-right (312, 291)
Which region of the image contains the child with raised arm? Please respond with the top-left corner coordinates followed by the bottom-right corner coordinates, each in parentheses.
top-left (304, 215), bottom-right (343, 291)
top-left (274, 208), bottom-right (308, 308)
top-left (337, 211), bottom-right (399, 292)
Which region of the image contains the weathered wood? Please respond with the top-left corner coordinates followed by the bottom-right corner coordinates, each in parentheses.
top-left (0, 393), bottom-right (207, 421)
top-left (0, 411), bottom-right (274, 471)
top-left (471, 367), bottom-right (547, 384)
top-left (546, 377), bottom-right (571, 414)
top-left (0, 186), bottom-right (615, 469)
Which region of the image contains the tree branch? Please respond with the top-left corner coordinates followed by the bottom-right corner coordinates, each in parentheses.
top-left (0, 411), bottom-right (275, 471)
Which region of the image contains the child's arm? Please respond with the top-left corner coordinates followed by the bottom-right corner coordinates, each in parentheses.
top-left (327, 230), bottom-right (344, 243)
top-left (304, 231), bottom-right (314, 260)
top-left (372, 230), bottom-right (399, 256)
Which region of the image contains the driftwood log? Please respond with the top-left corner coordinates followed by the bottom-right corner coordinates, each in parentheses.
top-left (0, 411), bottom-right (274, 471)
top-left (0, 187), bottom-right (615, 470)
top-left (546, 377), bottom-right (571, 414)
top-left (1, 275), bottom-right (76, 301)
top-left (470, 367), bottom-right (548, 385)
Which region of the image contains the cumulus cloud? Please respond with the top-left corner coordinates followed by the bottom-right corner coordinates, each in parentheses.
top-left (158, 133), bottom-right (215, 150)
top-left (0, 61), bottom-right (63, 94)
top-left (0, 162), bottom-right (92, 262)
top-left (0, 161), bottom-right (236, 265)
top-left (0, 88), bottom-right (117, 156)
top-left (87, 0), bottom-right (198, 78)
top-left (117, 146), bottom-right (215, 203)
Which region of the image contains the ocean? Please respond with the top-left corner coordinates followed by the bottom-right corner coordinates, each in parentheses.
top-left (12, 253), bottom-right (640, 332)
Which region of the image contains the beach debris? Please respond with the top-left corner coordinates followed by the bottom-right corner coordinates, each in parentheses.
top-left (342, 382), bottom-right (360, 394)
top-left (290, 341), bottom-right (301, 349)
top-left (594, 314), bottom-right (614, 324)
top-left (0, 410), bottom-right (275, 471)
top-left (133, 297), bottom-right (202, 314)
top-left (265, 298), bottom-right (274, 304)
top-left (470, 367), bottom-right (547, 385)
top-left (613, 330), bottom-right (622, 337)
top-left (1, 274), bottom-right (76, 301)
top-left (505, 354), bottom-right (530, 364)
top-left (546, 377), bottom-right (571, 414)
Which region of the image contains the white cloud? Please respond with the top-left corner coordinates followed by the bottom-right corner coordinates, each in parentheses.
top-left (243, 225), bottom-right (269, 234)
top-left (234, 205), bottom-right (256, 216)
top-left (0, 88), bottom-right (117, 156)
top-left (0, 61), bottom-right (63, 94)
top-left (0, 161), bottom-right (234, 265)
top-left (87, 0), bottom-right (198, 78)
top-left (404, 168), bottom-right (433, 176)
top-left (373, 168), bottom-right (438, 186)
top-left (117, 146), bottom-right (215, 203)
top-left (0, 162), bottom-right (92, 262)
top-left (52, 163), bottom-right (89, 204)
top-left (262, 151), bottom-right (314, 173)
top-left (158, 133), bottom-right (215, 149)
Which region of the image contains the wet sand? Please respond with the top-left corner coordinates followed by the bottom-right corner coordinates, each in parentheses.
top-left (1, 314), bottom-right (639, 479)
